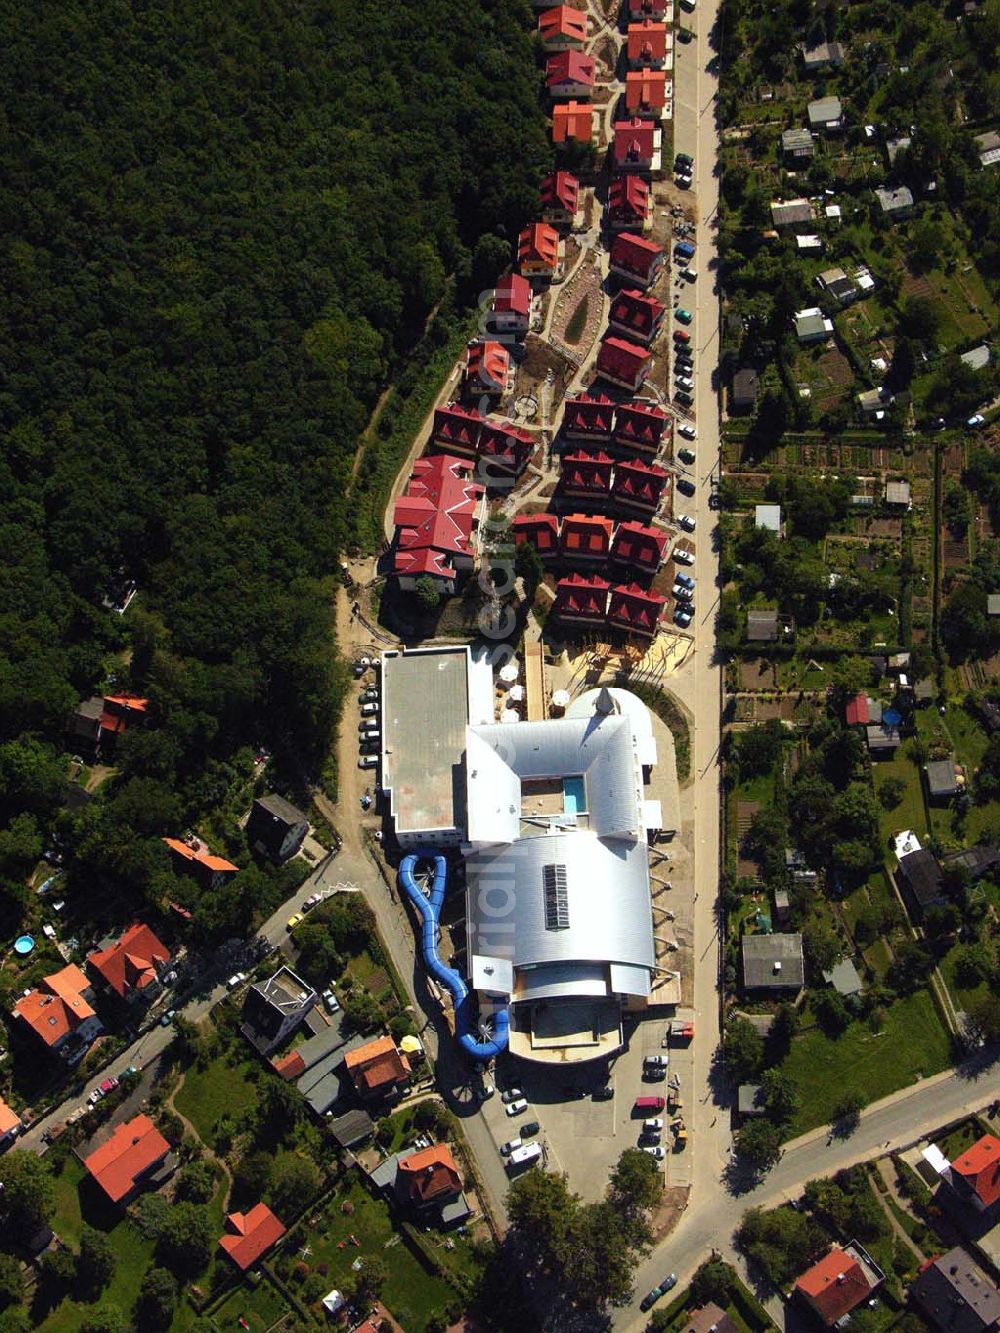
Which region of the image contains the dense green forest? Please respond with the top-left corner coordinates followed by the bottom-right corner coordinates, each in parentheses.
top-left (0, 0), bottom-right (547, 936)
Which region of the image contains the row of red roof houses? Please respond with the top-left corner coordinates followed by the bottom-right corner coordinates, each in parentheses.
top-left (430, 404), bottom-right (535, 476)
top-left (513, 513), bottom-right (666, 573)
top-left (391, 453), bottom-right (484, 592)
top-left (562, 392), bottom-right (668, 452)
top-left (560, 451), bottom-right (669, 513)
top-left (553, 574), bottom-right (666, 637)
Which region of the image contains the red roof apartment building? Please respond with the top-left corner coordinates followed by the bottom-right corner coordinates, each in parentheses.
top-left (613, 117), bottom-right (658, 171)
top-left (219, 1204), bottom-right (286, 1270)
top-left (561, 513), bottom-right (614, 561)
top-left (625, 69), bottom-right (668, 116)
top-left (491, 273), bottom-right (532, 333)
top-left (596, 336), bottom-right (652, 391)
top-left (87, 923), bottom-right (170, 1004)
top-left (552, 100), bottom-right (595, 145)
top-left (538, 5), bottom-right (588, 49)
top-left (608, 288), bottom-right (666, 344)
top-left (627, 20), bottom-right (668, 67)
top-left (610, 521), bottom-right (666, 573)
top-left (553, 574), bottom-right (610, 626)
top-left (392, 453), bottom-right (483, 592)
top-left (432, 403), bottom-right (483, 457)
top-left (512, 513), bottom-right (560, 558)
top-left (465, 340), bottom-right (509, 396)
top-left (546, 50), bottom-right (596, 98)
top-left (83, 1114), bottom-right (172, 1205)
top-left (479, 421), bottom-right (534, 480)
top-left (608, 175), bottom-right (651, 232)
top-left (561, 393), bottom-right (616, 442)
top-left (518, 222), bottom-right (561, 277)
top-left (948, 1134), bottom-right (1000, 1213)
top-left (396, 1143), bottom-right (464, 1210)
top-left (163, 837), bottom-right (239, 889)
top-left (561, 450), bottom-right (615, 500)
top-left (609, 231), bottom-right (665, 288)
top-left (540, 170), bottom-right (580, 226)
top-left (795, 1246), bottom-right (883, 1327)
top-left (628, 0), bottom-right (667, 18)
top-left (613, 400), bottom-right (668, 454)
top-left (608, 583), bottom-right (666, 637)
top-left (612, 457), bottom-right (669, 513)
top-left (14, 963), bottom-right (103, 1061)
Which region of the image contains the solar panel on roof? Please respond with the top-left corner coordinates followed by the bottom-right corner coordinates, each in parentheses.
top-left (543, 863), bottom-right (570, 931)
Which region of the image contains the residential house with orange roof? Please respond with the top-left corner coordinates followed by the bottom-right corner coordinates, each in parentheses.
top-left (392, 453), bottom-right (484, 594)
top-left (552, 101), bottom-right (595, 145)
top-left (0, 1096), bottom-right (22, 1148)
top-left (612, 457), bottom-right (669, 514)
top-left (13, 963), bottom-right (103, 1063)
top-left (596, 336), bottom-right (652, 391)
top-left (607, 583), bottom-right (665, 637)
top-left (608, 289), bottom-right (665, 345)
top-left (369, 1141), bottom-right (471, 1226)
top-left (512, 513), bottom-right (560, 559)
top-left (561, 392), bottom-right (615, 442)
top-left (613, 401), bottom-right (668, 455)
top-left (628, 0), bottom-right (667, 18)
top-left (610, 521), bottom-right (666, 574)
top-left (560, 513), bottom-right (614, 562)
top-left (465, 340), bottom-right (510, 397)
top-left (609, 232), bottom-right (665, 288)
top-left (163, 837), bottom-right (239, 890)
top-left (561, 450), bottom-right (614, 501)
top-left (491, 273), bottom-right (533, 335)
top-left (627, 20), bottom-right (668, 67)
top-left (625, 69), bottom-right (668, 117)
top-left (795, 1245), bottom-right (884, 1326)
top-left (553, 573), bottom-right (610, 627)
top-left (87, 922), bottom-right (170, 1006)
top-left (478, 421), bottom-right (534, 481)
top-left (546, 50), bottom-right (596, 99)
top-left (343, 1035), bottom-right (411, 1102)
top-left (538, 5), bottom-right (587, 50)
top-left (540, 170), bottom-right (581, 227)
top-left (219, 1203), bottom-right (286, 1270)
top-left (608, 175), bottom-right (651, 232)
top-left (518, 222), bottom-right (561, 278)
top-left (66, 693), bottom-right (150, 761)
top-left (947, 1134), bottom-right (1000, 1214)
top-left (613, 117), bottom-right (659, 172)
top-left (431, 403), bottom-right (483, 458)
top-left (82, 1113), bottom-right (173, 1205)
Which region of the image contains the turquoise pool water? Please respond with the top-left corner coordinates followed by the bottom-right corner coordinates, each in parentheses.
top-left (563, 776), bottom-right (586, 815)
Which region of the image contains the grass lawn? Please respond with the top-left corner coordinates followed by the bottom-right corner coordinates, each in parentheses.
top-left (874, 751), bottom-right (928, 843)
top-left (936, 1116), bottom-right (990, 1162)
top-left (283, 1179), bottom-right (456, 1331)
top-left (174, 1051), bottom-right (261, 1148)
top-left (38, 1158), bottom-right (157, 1333)
top-left (780, 989), bottom-right (953, 1136)
top-left (201, 1274), bottom-right (292, 1332)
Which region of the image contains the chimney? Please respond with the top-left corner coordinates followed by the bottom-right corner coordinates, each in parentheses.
top-left (836, 1274), bottom-right (846, 1285)
top-left (774, 961), bottom-right (782, 973)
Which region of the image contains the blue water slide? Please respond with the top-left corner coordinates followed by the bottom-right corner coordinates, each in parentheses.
top-left (398, 851), bottom-right (509, 1061)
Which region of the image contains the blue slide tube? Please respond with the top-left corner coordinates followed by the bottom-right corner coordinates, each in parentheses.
top-left (398, 851), bottom-right (509, 1061)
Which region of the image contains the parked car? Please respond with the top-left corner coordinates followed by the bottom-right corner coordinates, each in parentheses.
top-left (676, 572), bottom-right (695, 590)
top-left (675, 375), bottom-right (694, 392)
top-left (100, 1077), bottom-right (119, 1094)
top-left (675, 152), bottom-right (694, 168)
top-left (672, 584), bottom-right (694, 603)
top-left (227, 972), bottom-right (247, 989)
top-left (641, 1285), bottom-right (666, 1312)
top-left (501, 1087), bottom-right (524, 1104)
top-left (87, 1088), bottom-right (104, 1105)
top-left (500, 1137), bottom-right (521, 1156)
top-left (673, 328), bottom-right (691, 344)
top-left (159, 1009), bottom-right (176, 1027)
top-left (674, 390), bottom-right (694, 407)
top-left (674, 608), bottom-right (693, 628)
top-left (677, 25), bottom-right (694, 41)
top-left (661, 1274), bottom-right (678, 1294)
top-left (678, 423), bottom-right (697, 440)
top-left (968, 414), bottom-right (986, 429)
top-left (675, 308), bottom-right (693, 325)
top-left (677, 447), bottom-right (696, 465)
top-left (681, 266), bottom-right (697, 280)
top-left (644, 1117), bottom-right (664, 1131)
top-left (360, 702), bottom-right (379, 716)
top-left (677, 477), bottom-right (696, 495)
top-left (644, 1054), bottom-right (670, 1069)
top-left (643, 1145), bottom-right (666, 1160)
top-left (519, 1120), bottom-right (540, 1137)
top-left (673, 547), bottom-right (695, 566)
top-left (322, 988), bottom-right (340, 1013)
top-left (678, 514), bottom-right (696, 532)
top-left (287, 912), bottom-right (304, 931)
top-left (593, 1085), bottom-right (614, 1100)
top-left (358, 755), bottom-right (378, 769)
top-left (506, 1098), bottom-right (529, 1117)
top-left (360, 689), bottom-right (378, 702)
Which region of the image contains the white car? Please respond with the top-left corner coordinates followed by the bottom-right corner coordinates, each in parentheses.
top-left (501, 1087), bottom-right (524, 1104)
top-left (358, 755), bottom-right (378, 769)
top-left (672, 584), bottom-right (694, 602)
top-left (322, 989), bottom-right (340, 1013)
top-left (678, 423), bottom-right (697, 440)
top-left (676, 375), bottom-right (694, 392)
top-left (673, 547), bottom-right (695, 566)
top-left (967, 414), bottom-right (986, 429)
top-left (643, 1145), bottom-right (666, 1160)
top-left (678, 514), bottom-right (696, 532)
top-left (644, 1117), bottom-right (664, 1131)
top-left (500, 1137), bottom-right (522, 1156)
top-left (506, 1098), bottom-right (529, 1117)
top-left (360, 702), bottom-right (379, 716)
top-left (227, 972), bottom-right (247, 990)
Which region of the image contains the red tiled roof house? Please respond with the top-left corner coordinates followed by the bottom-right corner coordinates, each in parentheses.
top-left (538, 5), bottom-right (588, 50)
top-left (540, 171), bottom-right (581, 227)
top-left (478, 421), bottom-right (535, 481)
top-left (87, 923), bottom-right (170, 1006)
top-left (546, 51), bottom-right (596, 99)
top-left (947, 1134), bottom-right (1000, 1214)
top-left (613, 117), bottom-right (659, 172)
top-left (561, 450), bottom-right (614, 501)
top-left (83, 1114), bottom-right (172, 1205)
top-left (560, 513), bottom-right (614, 562)
top-left (612, 457), bottom-right (669, 514)
top-left (625, 69), bottom-right (668, 116)
top-left (14, 963), bottom-right (103, 1063)
top-left (163, 837), bottom-right (239, 890)
top-left (395, 1143), bottom-right (464, 1211)
top-left (627, 20), bottom-right (668, 68)
top-left (608, 582), bottom-right (666, 637)
top-left (392, 454), bottom-right (484, 593)
top-left (613, 401), bottom-right (668, 455)
top-left (608, 176), bottom-right (651, 232)
top-left (608, 289), bottom-right (666, 344)
top-left (553, 573), bottom-right (610, 627)
top-left (552, 101), bottom-right (595, 145)
top-left (518, 222), bottom-right (561, 278)
top-left (465, 340), bottom-right (510, 397)
top-left (513, 513), bottom-right (560, 559)
top-left (610, 521), bottom-right (667, 574)
top-left (596, 336), bottom-right (652, 391)
top-left (344, 1035), bottom-right (411, 1102)
top-left (491, 274), bottom-right (533, 335)
top-left (609, 232), bottom-right (665, 288)
top-left (561, 393), bottom-right (615, 443)
top-left (431, 403), bottom-right (483, 458)
top-left (219, 1204), bottom-right (286, 1270)
top-left (795, 1246), bottom-right (883, 1327)
top-left (845, 693), bottom-right (870, 726)
top-left (628, 0), bottom-right (667, 19)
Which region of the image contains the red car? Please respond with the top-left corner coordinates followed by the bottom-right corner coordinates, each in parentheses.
top-left (99, 1077), bottom-right (119, 1095)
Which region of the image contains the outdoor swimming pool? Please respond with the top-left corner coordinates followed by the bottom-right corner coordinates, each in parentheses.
top-left (563, 776), bottom-right (586, 815)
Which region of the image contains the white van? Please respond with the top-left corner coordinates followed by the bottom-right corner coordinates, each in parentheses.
top-left (506, 1142), bottom-right (543, 1171)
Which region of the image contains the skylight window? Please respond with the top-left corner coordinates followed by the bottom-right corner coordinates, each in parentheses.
top-left (543, 863), bottom-right (569, 931)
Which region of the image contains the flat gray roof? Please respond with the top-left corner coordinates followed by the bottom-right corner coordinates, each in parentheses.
top-left (742, 932), bottom-right (804, 989)
top-left (382, 646), bottom-right (470, 836)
